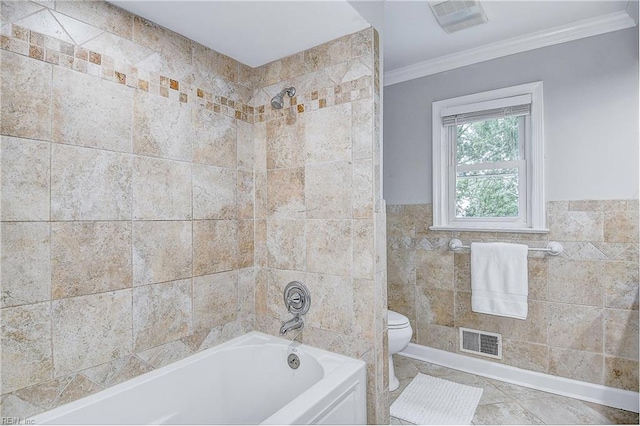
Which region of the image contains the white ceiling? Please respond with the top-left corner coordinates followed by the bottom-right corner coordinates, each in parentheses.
top-left (109, 1), bottom-right (637, 73)
top-left (109, 0), bottom-right (370, 68)
top-left (383, 0), bottom-right (635, 71)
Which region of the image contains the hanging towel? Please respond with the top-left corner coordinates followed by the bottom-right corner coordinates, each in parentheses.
top-left (471, 242), bottom-right (528, 320)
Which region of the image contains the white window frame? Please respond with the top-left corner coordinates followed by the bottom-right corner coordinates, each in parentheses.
top-left (431, 82), bottom-right (547, 233)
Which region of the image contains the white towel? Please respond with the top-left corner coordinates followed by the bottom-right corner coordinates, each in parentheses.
top-left (470, 242), bottom-right (528, 320)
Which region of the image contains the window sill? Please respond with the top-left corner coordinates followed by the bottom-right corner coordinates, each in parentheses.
top-left (429, 226), bottom-right (550, 234)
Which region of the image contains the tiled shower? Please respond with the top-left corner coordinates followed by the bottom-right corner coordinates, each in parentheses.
top-left (0, 1), bottom-right (387, 423)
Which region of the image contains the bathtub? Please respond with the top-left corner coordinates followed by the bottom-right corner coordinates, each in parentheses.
top-left (31, 331), bottom-right (367, 425)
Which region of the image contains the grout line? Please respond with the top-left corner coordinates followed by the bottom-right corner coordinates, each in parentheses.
top-left (48, 375), bottom-right (74, 410)
top-left (74, 28), bottom-right (103, 47)
top-left (48, 57), bottom-right (54, 378)
top-left (47, 9), bottom-right (75, 45)
top-left (1, 218), bottom-right (219, 223)
top-left (187, 188), bottom-right (197, 335)
top-left (129, 80), bottom-right (135, 354)
top-left (510, 397), bottom-right (548, 424)
top-left (80, 374), bottom-right (105, 392)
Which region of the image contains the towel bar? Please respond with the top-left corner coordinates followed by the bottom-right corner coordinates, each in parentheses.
top-left (448, 238), bottom-right (563, 256)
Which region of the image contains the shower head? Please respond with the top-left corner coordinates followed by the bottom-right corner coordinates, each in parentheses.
top-left (271, 87), bottom-right (296, 109)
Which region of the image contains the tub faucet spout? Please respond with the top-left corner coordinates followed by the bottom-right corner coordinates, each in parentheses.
top-left (280, 313), bottom-right (304, 335)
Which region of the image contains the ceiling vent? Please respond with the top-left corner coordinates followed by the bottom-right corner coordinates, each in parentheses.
top-left (429, 0), bottom-right (488, 34)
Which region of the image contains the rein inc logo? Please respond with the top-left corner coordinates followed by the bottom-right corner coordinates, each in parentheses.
top-left (2, 418), bottom-right (35, 425)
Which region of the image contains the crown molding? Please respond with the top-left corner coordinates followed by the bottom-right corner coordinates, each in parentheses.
top-left (384, 11), bottom-right (637, 87)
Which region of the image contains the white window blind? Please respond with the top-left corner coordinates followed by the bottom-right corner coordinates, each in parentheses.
top-left (441, 94), bottom-right (532, 127)
top-left (431, 82), bottom-right (546, 233)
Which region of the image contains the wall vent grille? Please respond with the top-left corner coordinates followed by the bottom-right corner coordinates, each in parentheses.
top-left (459, 327), bottom-right (502, 359)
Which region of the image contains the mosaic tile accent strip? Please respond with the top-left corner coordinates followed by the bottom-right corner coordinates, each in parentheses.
top-left (253, 76), bottom-right (373, 124)
top-left (1, 25), bottom-right (254, 121)
top-left (1, 25), bottom-right (373, 125)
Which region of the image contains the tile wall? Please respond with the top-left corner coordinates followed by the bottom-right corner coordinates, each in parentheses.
top-left (249, 28), bottom-right (389, 424)
top-left (1, 1), bottom-right (256, 417)
top-left (1, 1), bottom-right (386, 422)
top-left (386, 201), bottom-right (639, 392)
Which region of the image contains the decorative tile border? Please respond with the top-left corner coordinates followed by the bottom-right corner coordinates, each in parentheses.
top-left (1, 24), bottom-right (255, 121)
top-left (1, 24), bottom-right (373, 125)
top-left (254, 76), bottom-right (373, 123)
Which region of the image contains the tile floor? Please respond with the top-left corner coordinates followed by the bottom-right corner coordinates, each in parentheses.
top-left (389, 355), bottom-right (639, 425)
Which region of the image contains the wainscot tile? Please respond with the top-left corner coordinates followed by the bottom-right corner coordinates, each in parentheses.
top-left (52, 290), bottom-right (132, 376)
top-left (267, 167), bottom-right (305, 219)
top-left (1, 136), bottom-right (50, 221)
top-left (133, 221), bottom-right (192, 286)
top-left (605, 261), bottom-right (639, 310)
top-left (193, 220), bottom-right (238, 275)
top-left (192, 164), bottom-right (236, 220)
top-left (192, 107), bottom-right (236, 168)
top-left (305, 103), bottom-right (351, 164)
top-left (604, 210), bottom-right (639, 243)
top-left (548, 347), bottom-right (603, 385)
top-left (53, 66), bottom-right (133, 153)
top-left (1, 222), bottom-right (50, 308)
top-left (306, 273), bottom-right (354, 335)
top-left (305, 161), bottom-right (352, 219)
top-left (55, 1), bottom-right (133, 39)
top-left (132, 156), bottom-right (191, 220)
top-left (306, 220), bottom-right (352, 276)
top-left (237, 170), bottom-right (254, 220)
top-left (548, 258), bottom-right (604, 306)
top-left (267, 219), bottom-right (305, 271)
top-left (52, 221), bottom-right (132, 298)
top-left (604, 309), bottom-right (639, 360)
top-left (137, 340), bottom-right (194, 369)
top-left (133, 280), bottom-right (192, 352)
top-left (193, 271), bottom-right (238, 331)
top-left (236, 120), bottom-right (255, 171)
top-left (604, 357), bottom-right (639, 392)
top-left (133, 91), bottom-right (192, 161)
top-left (1, 50), bottom-right (51, 140)
top-left (51, 144), bottom-right (132, 221)
top-left (1, 302), bottom-right (53, 393)
top-left (266, 115), bottom-right (305, 169)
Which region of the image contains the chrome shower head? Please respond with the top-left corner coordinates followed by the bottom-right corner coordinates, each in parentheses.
top-left (270, 95), bottom-right (284, 110)
top-left (271, 86), bottom-right (296, 109)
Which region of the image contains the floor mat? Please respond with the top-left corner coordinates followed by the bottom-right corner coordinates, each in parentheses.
top-left (390, 373), bottom-right (483, 425)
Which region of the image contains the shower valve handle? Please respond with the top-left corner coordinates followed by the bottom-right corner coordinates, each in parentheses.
top-left (287, 292), bottom-right (301, 305)
top-left (283, 281), bottom-right (310, 315)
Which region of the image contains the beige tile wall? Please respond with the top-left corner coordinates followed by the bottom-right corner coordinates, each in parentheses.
top-left (0, 0), bottom-right (255, 418)
top-left (1, 1), bottom-right (386, 423)
top-left (250, 28), bottom-right (389, 424)
top-left (386, 201), bottom-right (639, 392)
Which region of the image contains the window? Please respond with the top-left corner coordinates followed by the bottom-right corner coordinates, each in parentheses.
top-left (431, 82), bottom-right (546, 232)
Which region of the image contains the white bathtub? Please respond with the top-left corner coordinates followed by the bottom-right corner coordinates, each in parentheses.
top-left (31, 332), bottom-right (367, 425)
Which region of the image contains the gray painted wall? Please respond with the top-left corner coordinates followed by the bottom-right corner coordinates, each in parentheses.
top-left (383, 28), bottom-right (639, 204)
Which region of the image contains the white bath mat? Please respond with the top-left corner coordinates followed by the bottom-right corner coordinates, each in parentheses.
top-left (390, 373), bottom-right (483, 425)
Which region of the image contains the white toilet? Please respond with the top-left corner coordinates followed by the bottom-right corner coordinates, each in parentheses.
top-left (387, 309), bottom-right (413, 391)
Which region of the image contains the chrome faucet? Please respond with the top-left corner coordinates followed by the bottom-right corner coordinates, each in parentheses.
top-left (280, 313), bottom-right (304, 335)
top-left (280, 281), bottom-right (311, 336)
